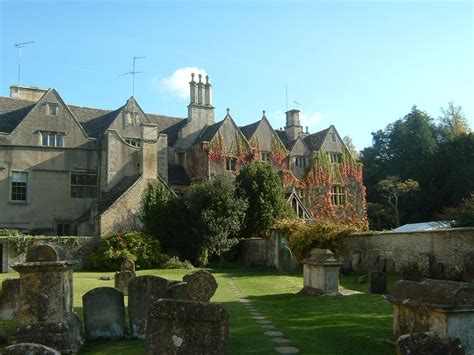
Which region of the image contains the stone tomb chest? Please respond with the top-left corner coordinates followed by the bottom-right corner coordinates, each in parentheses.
top-left (10, 244), bottom-right (83, 353)
top-left (301, 249), bottom-right (343, 296)
top-left (385, 279), bottom-right (474, 353)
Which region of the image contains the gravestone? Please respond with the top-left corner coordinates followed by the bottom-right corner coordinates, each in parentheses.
top-left (182, 270), bottom-right (218, 302)
top-left (144, 299), bottom-right (229, 355)
top-left (128, 275), bottom-right (169, 339)
top-left (10, 244), bottom-right (83, 353)
top-left (401, 269), bottom-right (422, 282)
top-left (385, 279), bottom-right (474, 353)
top-left (351, 253), bottom-right (361, 272)
top-left (300, 249), bottom-right (342, 296)
top-left (369, 271), bottom-right (387, 294)
top-left (83, 287), bottom-right (126, 340)
top-left (114, 259), bottom-right (136, 296)
top-left (0, 278), bottom-right (20, 320)
top-left (3, 342), bottom-right (61, 355)
top-left (278, 246), bottom-right (295, 274)
top-left (167, 282), bottom-right (192, 301)
top-left (395, 332), bottom-right (465, 355)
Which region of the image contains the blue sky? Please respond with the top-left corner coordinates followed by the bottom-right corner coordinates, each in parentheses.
top-left (1, 0), bottom-right (472, 150)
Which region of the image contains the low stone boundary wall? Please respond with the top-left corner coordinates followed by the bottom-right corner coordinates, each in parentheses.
top-left (342, 228), bottom-right (474, 280)
top-left (240, 228), bottom-right (474, 280)
top-left (0, 236), bottom-right (97, 272)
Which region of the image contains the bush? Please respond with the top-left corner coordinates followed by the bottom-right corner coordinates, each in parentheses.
top-left (162, 257), bottom-right (194, 270)
top-left (276, 218), bottom-right (358, 262)
top-left (87, 231), bottom-right (168, 271)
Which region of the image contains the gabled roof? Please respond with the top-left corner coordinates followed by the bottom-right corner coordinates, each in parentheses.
top-left (0, 97), bottom-right (36, 133)
top-left (239, 120), bottom-right (261, 140)
top-left (97, 175), bottom-right (141, 214)
top-left (168, 164), bottom-right (191, 186)
top-left (304, 127), bottom-right (331, 151)
top-left (147, 113), bottom-right (184, 132)
top-left (275, 130), bottom-right (291, 149)
top-left (70, 105), bottom-right (121, 139)
top-left (197, 120), bottom-right (225, 143)
top-left (162, 119), bottom-right (188, 146)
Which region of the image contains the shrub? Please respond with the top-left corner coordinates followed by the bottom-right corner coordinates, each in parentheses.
top-left (87, 231), bottom-right (168, 271)
top-left (276, 218), bottom-right (358, 262)
top-left (162, 256), bottom-right (194, 270)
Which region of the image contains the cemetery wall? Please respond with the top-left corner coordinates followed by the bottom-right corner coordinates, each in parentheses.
top-left (343, 227), bottom-right (474, 275)
top-left (0, 236), bottom-right (97, 272)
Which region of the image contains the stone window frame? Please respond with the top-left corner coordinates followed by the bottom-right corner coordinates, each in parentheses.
top-left (40, 131), bottom-right (64, 147)
top-left (294, 156), bottom-right (307, 168)
top-left (70, 173), bottom-right (98, 199)
top-left (55, 220), bottom-right (77, 236)
top-left (261, 151), bottom-right (270, 162)
top-left (329, 133), bottom-right (337, 143)
top-left (330, 185), bottom-right (346, 206)
top-left (329, 151), bottom-right (340, 163)
top-left (225, 157), bottom-right (237, 171)
top-left (123, 111), bottom-right (139, 127)
top-left (9, 170), bottom-right (29, 204)
top-left (124, 137), bottom-right (141, 147)
top-left (46, 102), bottom-right (59, 116)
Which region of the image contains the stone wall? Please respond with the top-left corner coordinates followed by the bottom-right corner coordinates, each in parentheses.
top-left (342, 228), bottom-right (474, 279)
top-left (241, 228), bottom-right (474, 279)
top-left (0, 236), bottom-right (97, 272)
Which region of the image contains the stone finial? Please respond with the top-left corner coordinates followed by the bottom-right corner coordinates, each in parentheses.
top-left (306, 126), bottom-right (309, 133)
top-left (226, 108), bottom-right (230, 115)
top-left (262, 110), bottom-right (266, 117)
top-left (190, 73), bottom-right (195, 82)
top-left (198, 74), bottom-right (202, 83)
top-left (205, 75), bottom-right (210, 84)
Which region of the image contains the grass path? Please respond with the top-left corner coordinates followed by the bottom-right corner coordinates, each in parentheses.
top-left (0, 268), bottom-right (396, 354)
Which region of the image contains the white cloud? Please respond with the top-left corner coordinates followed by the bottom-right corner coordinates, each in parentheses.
top-left (157, 67), bottom-right (208, 99)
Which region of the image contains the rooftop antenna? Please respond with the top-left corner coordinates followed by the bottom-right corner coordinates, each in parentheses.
top-left (120, 56), bottom-right (146, 98)
top-left (294, 101), bottom-right (301, 110)
top-left (15, 41), bottom-right (34, 87)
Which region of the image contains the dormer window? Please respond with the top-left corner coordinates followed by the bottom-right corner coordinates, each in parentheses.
top-left (261, 152), bottom-right (270, 162)
top-left (295, 156), bottom-right (308, 168)
top-left (46, 103), bottom-right (59, 116)
top-left (124, 111), bottom-right (139, 126)
top-left (41, 131), bottom-right (64, 147)
top-left (329, 133), bottom-right (337, 143)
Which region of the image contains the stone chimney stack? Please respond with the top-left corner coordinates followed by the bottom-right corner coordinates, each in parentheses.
top-left (204, 75), bottom-right (212, 106)
top-left (285, 109), bottom-right (303, 141)
top-left (10, 85), bottom-right (47, 102)
top-left (197, 74), bottom-right (204, 105)
top-left (140, 123), bottom-right (159, 179)
top-left (189, 73), bottom-right (197, 104)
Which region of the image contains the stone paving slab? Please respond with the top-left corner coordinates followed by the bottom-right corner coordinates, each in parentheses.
top-left (265, 331), bottom-right (284, 337)
top-left (256, 320), bottom-right (273, 325)
top-left (271, 338), bottom-right (290, 344)
top-left (252, 316), bottom-right (266, 320)
top-left (275, 346), bottom-right (300, 354)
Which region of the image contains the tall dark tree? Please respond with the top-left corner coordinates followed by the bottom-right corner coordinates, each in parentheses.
top-left (236, 161), bottom-right (294, 237)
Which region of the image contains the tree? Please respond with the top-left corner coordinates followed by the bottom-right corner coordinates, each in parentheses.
top-left (438, 102), bottom-right (471, 140)
top-left (376, 176), bottom-right (419, 227)
top-left (183, 176), bottom-right (248, 264)
top-left (236, 161), bottom-right (294, 238)
top-left (343, 135), bottom-right (359, 160)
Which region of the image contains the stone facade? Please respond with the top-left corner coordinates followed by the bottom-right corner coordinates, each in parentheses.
top-left (1, 77), bottom-right (366, 236)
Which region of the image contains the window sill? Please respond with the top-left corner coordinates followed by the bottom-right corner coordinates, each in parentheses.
top-left (9, 200), bottom-right (29, 205)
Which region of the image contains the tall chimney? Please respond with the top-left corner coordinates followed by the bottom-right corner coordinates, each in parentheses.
top-left (197, 74), bottom-right (204, 105)
top-left (189, 73), bottom-right (197, 104)
top-left (285, 109), bottom-right (303, 141)
top-left (204, 75), bottom-right (212, 106)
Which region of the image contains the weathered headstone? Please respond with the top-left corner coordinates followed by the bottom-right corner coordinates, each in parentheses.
top-left (351, 253), bottom-right (361, 272)
top-left (3, 342), bottom-right (61, 355)
top-left (369, 271), bottom-right (387, 294)
top-left (0, 278), bottom-right (20, 320)
top-left (182, 270), bottom-right (218, 302)
top-left (114, 259), bottom-right (136, 296)
top-left (83, 287), bottom-right (126, 340)
top-left (385, 279), bottom-right (474, 353)
top-left (401, 269), bottom-right (422, 282)
top-left (144, 299), bottom-right (229, 355)
top-left (167, 282), bottom-right (192, 301)
top-left (128, 275), bottom-right (169, 339)
top-left (395, 332), bottom-right (465, 355)
top-left (300, 249), bottom-right (342, 296)
top-left (10, 244), bottom-right (83, 353)
top-left (278, 246), bottom-right (295, 273)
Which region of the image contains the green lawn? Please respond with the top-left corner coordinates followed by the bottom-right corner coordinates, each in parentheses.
top-left (0, 268), bottom-right (396, 354)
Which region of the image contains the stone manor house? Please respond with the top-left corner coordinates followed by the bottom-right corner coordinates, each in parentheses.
top-left (0, 74), bottom-right (367, 236)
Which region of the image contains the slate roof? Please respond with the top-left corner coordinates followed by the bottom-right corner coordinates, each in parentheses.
top-left (304, 127), bottom-right (330, 151)
top-left (69, 105), bottom-right (121, 139)
top-left (147, 113), bottom-right (184, 132)
top-left (0, 97), bottom-right (36, 133)
top-left (239, 120), bottom-right (260, 140)
top-left (168, 164), bottom-right (191, 186)
top-left (161, 119), bottom-right (188, 146)
top-left (97, 175), bottom-right (141, 214)
top-left (197, 120), bottom-right (225, 143)
top-left (275, 130), bottom-right (291, 149)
